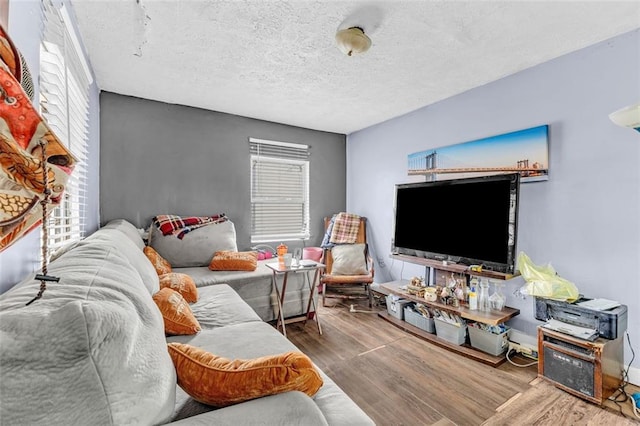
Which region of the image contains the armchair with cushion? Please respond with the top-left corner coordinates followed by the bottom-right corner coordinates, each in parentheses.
top-left (320, 215), bottom-right (375, 307)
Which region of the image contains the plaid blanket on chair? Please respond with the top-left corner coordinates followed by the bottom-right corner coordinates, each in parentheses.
top-left (152, 214), bottom-right (227, 239)
top-left (329, 212), bottom-right (361, 244)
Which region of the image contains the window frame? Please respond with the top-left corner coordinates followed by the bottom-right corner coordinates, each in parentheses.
top-left (249, 138), bottom-right (310, 244)
top-left (39, 1), bottom-right (92, 255)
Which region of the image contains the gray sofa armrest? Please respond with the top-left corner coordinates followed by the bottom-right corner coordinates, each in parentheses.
top-left (168, 391), bottom-right (329, 426)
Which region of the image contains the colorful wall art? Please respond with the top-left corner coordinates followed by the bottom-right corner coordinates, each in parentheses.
top-left (0, 25), bottom-right (76, 252)
top-left (408, 125), bottom-right (549, 183)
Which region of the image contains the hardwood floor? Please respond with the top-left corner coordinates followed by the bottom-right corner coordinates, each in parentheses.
top-left (285, 299), bottom-right (639, 425)
top-left (483, 378), bottom-right (638, 426)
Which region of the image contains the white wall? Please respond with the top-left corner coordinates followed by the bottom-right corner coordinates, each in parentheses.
top-left (0, 0), bottom-right (100, 293)
top-left (347, 29), bottom-right (640, 380)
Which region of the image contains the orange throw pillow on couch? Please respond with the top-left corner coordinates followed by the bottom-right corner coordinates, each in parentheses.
top-left (167, 342), bottom-right (323, 407)
top-left (208, 250), bottom-right (258, 271)
top-left (144, 246), bottom-right (172, 275)
top-left (159, 272), bottom-right (198, 303)
top-left (152, 288), bottom-right (200, 335)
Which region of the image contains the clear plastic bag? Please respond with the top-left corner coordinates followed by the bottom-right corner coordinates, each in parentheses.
top-left (517, 252), bottom-right (580, 302)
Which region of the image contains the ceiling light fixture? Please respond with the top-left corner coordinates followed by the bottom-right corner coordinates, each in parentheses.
top-left (609, 103), bottom-right (640, 133)
top-left (335, 26), bottom-right (371, 56)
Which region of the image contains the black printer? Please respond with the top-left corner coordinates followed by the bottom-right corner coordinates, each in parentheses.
top-left (534, 296), bottom-right (627, 340)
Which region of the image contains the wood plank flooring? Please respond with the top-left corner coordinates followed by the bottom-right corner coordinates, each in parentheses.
top-left (284, 299), bottom-right (639, 425)
top-left (484, 378), bottom-right (639, 426)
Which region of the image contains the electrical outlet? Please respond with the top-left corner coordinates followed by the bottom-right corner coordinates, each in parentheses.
top-left (508, 340), bottom-right (539, 360)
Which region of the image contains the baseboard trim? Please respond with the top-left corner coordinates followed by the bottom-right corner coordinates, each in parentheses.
top-left (627, 365), bottom-right (639, 386)
top-left (508, 329), bottom-right (537, 348)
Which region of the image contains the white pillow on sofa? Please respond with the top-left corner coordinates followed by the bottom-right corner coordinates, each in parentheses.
top-left (330, 244), bottom-right (369, 275)
top-left (149, 220), bottom-right (238, 268)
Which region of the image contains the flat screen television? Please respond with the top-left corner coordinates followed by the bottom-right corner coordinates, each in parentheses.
top-left (392, 173), bottom-right (520, 274)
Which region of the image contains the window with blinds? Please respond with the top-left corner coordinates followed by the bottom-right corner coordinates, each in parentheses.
top-left (250, 138), bottom-right (310, 243)
top-left (40, 1), bottom-right (92, 254)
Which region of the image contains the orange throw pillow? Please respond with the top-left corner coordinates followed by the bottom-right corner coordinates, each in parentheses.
top-left (209, 251), bottom-right (258, 271)
top-left (167, 343), bottom-right (323, 407)
top-left (159, 272), bottom-right (198, 303)
top-left (152, 288), bottom-right (201, 335)
top-left (144, 246), bottom-right (172, 275)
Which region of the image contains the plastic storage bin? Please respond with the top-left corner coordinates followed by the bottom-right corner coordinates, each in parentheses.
top-left (404, 306), bottom-right (435, 333)
top-left (468, 325), bottom-right (511, 356)
top-left (434, 318), bottom-right (467, 345)
top-left (386, 295), bottom-right (412, 320)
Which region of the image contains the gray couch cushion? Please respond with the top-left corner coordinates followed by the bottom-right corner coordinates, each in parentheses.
top-left (0, 240), bottom-right (176, 425)
top-left (167, 322), bottom-right (374, 426)
top-left (175, 260), bottom-right (315, 322)
top-left (85, 228), bottom-right (160, 295)
top-left (149, 220), bottom-right (238, 267)
top-left (170, 391), bottom-right (329, 425)
top-left (174, 263), bottom-right (273, 320)
top-left (101, 218), bottom-right (146, 250)
top-left (191, 284), bottom-right (262, 329)
top-left (49, 239), bottom-right (82, 262)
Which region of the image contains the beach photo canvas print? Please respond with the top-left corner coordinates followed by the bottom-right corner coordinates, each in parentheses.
top-left (408, 125), bottom-right (549, 183)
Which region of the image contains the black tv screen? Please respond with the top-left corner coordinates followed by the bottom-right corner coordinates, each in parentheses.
top-left (392, 173), bottom-right (520, 273)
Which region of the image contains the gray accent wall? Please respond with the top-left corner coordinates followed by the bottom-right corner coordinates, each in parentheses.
top-left (347, 29), bottom-right (640, 370)
top-left (99, 92), bottom-right (346, 252)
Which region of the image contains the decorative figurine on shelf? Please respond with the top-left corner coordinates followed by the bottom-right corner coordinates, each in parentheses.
top-left (410, 276), bottom-right (424, 287)
top-left (454, 279), bottom-right (466, 302)
top-left (447, 273), bottom-right (457, 289)
top-left (424, 286), bottom-right (437, 302)
top-left (440, 285), bottom-right (451, 305)
top-left (407, 276), bottom-right (426, 297)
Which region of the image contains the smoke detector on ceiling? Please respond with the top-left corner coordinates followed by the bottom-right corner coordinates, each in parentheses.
top-left (335, 27), bottom-right (371, 56)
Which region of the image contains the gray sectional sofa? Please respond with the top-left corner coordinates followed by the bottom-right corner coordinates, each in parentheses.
top-left (145, 218), bottom-right (315, 322)
top-left (0, 219), bottom-right (374, 425)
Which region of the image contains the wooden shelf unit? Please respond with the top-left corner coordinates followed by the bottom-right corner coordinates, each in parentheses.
top-left (381, 280), bottom-right (519, 326)
top-left (378, 310), bottom-right (507, 367)
top-left (379, 279), bottom-right (520, 367)
top-left (389, 253), bottom-right (520, 281)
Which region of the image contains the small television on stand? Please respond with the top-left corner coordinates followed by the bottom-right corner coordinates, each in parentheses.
top-left (392, 173), bottom-right (520, 274)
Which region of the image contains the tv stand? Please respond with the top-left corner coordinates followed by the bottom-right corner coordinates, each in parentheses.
top-left (390, 253), bottom-right (520, 281)
top-left (379, 255), bottom-right (520, 367)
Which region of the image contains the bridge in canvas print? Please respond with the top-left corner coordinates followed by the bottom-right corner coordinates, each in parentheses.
top-left (408, 125), bottom-right (549, 182)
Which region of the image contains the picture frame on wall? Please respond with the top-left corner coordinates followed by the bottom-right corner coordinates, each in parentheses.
top-left (408, 125), bottom-right (550, 183)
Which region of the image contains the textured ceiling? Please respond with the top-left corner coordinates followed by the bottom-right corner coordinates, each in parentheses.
top-left (70, 1), bottom-right (640, 134)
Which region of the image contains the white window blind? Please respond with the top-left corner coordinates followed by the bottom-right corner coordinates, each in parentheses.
top-left (250, 138), bottom-right (310, 243)
top-left (40, 0), bottom-right (91, 253)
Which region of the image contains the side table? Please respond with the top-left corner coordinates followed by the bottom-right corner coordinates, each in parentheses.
top-left (266, 261), bottom-right (325, 337)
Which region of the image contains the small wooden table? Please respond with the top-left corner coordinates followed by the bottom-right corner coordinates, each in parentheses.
top-left (266, 261), bottom-right (325, 337)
